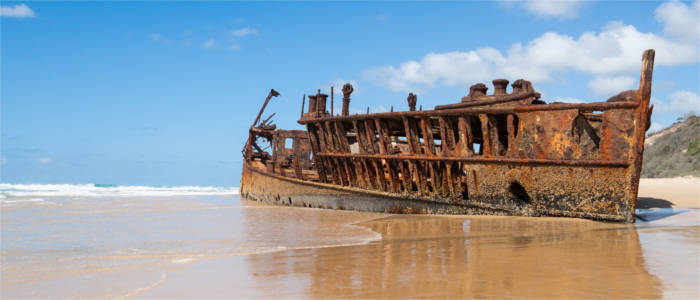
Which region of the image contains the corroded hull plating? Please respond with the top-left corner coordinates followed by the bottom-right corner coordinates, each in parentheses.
top-left (241, 50), bottom-right (656, 222)
top-left (240, 161), bottom-right (508, 216)
top-left (240, 160), bottom-right (635, 222)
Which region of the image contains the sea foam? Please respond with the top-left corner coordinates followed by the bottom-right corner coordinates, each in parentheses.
top-left (0, 183), bottom-right (238, 198)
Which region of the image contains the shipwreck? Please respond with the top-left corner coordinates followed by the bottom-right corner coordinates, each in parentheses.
top-left (240, 49), bottom-right (656, 222)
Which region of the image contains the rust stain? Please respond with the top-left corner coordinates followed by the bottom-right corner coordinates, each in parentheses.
top-left (240, 50), bottom-right (657, 223)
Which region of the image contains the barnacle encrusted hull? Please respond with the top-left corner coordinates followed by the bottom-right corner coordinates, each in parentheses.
top-left (240, 50), bottom-right (656, 222)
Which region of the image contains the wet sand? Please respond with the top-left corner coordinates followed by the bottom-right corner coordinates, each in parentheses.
top-left (135, 212), bottom-right (699, 299)
top-left (1, 179), bottom-right (699, 299)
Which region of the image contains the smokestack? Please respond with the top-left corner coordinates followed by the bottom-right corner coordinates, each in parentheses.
top-left (493, 79), bottom-right (509, 95)
top-left (342, 83), bottom-right (354, 116)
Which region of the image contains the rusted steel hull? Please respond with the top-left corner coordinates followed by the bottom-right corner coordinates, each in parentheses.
top-left (240, 160), bottom-right (635, 222)
top-left (241, 50), bottom-right (656, 223)
top-left (240, 161), bottom-right (499, 216)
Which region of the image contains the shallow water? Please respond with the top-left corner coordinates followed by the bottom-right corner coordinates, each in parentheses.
top-left (1, 195), bottom-right (698, 298)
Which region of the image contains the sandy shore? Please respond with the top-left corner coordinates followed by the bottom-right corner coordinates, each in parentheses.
top-left (136, 212), bottom-right (699, 299)
top-left (1, 178), bottom-right (698, 299)
top-left (638, 177), bottom-right (700, 208)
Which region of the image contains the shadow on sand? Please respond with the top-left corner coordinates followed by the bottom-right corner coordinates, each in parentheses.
top-left (635, 197), bottom-right (694, 222)
top-left (637, 197), bottom-right (674, 209)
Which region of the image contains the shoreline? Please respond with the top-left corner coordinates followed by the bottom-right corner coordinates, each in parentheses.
top-left (134, 207), bottom-right (699, 299)
top-left (1, 178), bottom-right (698, 298)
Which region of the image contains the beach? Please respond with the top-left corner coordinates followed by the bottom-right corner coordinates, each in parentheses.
top-left (1, 179), bottom-right (698, 299)
top-left (638, 177), bottom-right (700, 208)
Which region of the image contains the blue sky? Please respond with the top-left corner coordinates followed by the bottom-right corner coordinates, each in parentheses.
top-left (1, 1), bottom-right (699, 186)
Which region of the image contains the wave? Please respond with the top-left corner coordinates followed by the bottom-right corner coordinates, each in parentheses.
top-left (0, 183), bottom-right (239, 198)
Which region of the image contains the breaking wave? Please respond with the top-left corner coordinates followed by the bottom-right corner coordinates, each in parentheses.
top-left (0, 183), bottom-right (239, 198)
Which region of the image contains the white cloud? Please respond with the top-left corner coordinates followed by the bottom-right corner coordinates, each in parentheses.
top-left (364, 49), bottom-right (508, 92)
top-left (202, 38), bottom-right (241, 51)
top-left (0, 4), bottom-right (36, 18)
top-left (35, 157), bottom-right (51, 164)
top-left (522, 0), bottom-right (584, 20)
top-left (375, 14), bottom-right (387, 21)
top-left (587, 76), bottom-right (637, 97)
top-left (231, 27), bottom-right (258, 38)
top-left (363, 1), bottom-right (700, 93)
top-left (654, 90), bottom-right (700, 116)
top-left (202, 39), bottom-right (216, 49)
top-left (226, 27), bottom-right (258, 50)
top-left (655, 0), bottom-right (700, 41)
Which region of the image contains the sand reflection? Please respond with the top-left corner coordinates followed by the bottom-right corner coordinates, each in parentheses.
top-left (248, 216), bottom-right (663, 298)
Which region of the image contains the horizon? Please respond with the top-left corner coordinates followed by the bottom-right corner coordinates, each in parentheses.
top-left (2, 1), bottom-right (699, 186)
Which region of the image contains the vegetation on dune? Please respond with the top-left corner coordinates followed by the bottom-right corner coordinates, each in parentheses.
top-left (688, 137), bottom-right (700, 157)
top-left (642, 115), bottom-right (700, 178)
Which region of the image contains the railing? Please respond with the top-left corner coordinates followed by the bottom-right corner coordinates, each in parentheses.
top-left (300, 101), bottom-right (640, 198)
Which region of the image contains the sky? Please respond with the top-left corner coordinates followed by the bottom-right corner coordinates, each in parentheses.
top-left (1, 1), bottom-right (699, 187)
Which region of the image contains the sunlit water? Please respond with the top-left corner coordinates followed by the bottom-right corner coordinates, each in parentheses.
top-left (1, 192), bottom-right (698, 298)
